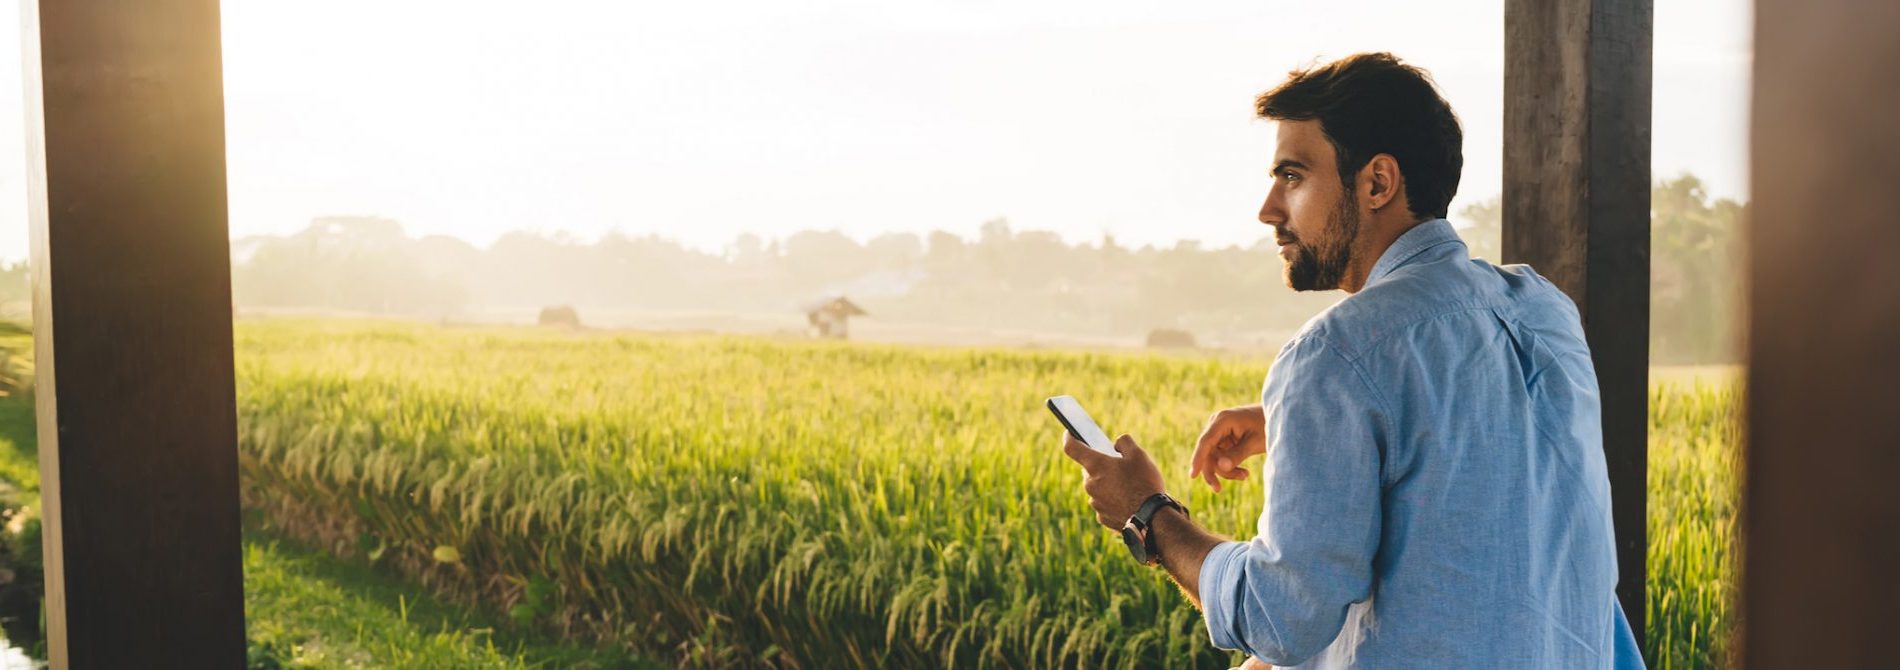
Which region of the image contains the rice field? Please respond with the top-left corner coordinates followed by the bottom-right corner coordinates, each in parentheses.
top-left (231, 318), bottom-right (1736, 669)
top-left (0, 323), bottom-right (653, 669)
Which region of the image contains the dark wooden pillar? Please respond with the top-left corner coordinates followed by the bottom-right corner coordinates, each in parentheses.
top-left (1743, 1), bottom-right (1900, 666)
top-left (21, 0), bottom-right (246, 666)
top-left (1502, 0), bottom-right (1653, 648)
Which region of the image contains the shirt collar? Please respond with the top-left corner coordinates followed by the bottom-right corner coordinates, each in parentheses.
top-left (1363, 218), bottom-right (1462, 288)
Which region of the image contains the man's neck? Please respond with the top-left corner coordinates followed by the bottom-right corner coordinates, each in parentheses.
top-left (1338, 215), bottom-right (1431, 294)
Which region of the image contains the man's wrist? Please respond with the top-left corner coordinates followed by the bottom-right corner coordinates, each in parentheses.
top-left (1147, 503), bottom-right (1194, 560)
top-left (1122, 492), bottom-right (1186, 566)
top-left (1145, 501), bottom-right (1224, 605)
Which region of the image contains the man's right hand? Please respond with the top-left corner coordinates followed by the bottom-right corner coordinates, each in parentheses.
top-left (1188, 404), bottom-right (1266, 493)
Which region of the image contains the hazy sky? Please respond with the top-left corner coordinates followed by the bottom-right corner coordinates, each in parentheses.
top-left (0, 0), bottom-right (1749, 262)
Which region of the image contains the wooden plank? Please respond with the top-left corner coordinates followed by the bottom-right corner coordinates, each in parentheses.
top-left (21, 0), bottom-right (246, 666)
top-left (1743, 0), bottom-right (1900, 666)
top-left (1503, 0), bottom-right (1653, 648)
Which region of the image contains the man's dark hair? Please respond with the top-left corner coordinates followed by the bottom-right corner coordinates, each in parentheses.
top-left (1255, 52), bottom-right (1464, 220)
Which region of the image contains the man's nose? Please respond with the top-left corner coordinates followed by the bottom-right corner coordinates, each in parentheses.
top-left (1258, 188), bottom-right (1287, 229)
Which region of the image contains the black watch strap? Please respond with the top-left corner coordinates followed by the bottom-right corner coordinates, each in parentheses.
top-left (1124, 492), bottom-right (1189, 566)
top-left (1131, 492), bottom-right (1189, 527)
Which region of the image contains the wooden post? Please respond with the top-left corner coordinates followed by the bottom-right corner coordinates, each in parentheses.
top-left (1743, 1), bottom-right (1900, 666)
top-left (1502, 0), bottom-right (1653, 648)
top-left (21, 0), bottom-right (246, 666)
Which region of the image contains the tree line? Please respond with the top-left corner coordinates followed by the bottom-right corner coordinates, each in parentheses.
top-left (0, 173), bottom-right (1743, 363)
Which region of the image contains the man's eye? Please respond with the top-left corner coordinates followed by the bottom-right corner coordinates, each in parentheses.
top-left (1282, 172), bottom-right (1300, 184)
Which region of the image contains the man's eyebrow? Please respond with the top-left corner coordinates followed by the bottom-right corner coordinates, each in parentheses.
top-left (1270, 159), bottom-right (1310, 176)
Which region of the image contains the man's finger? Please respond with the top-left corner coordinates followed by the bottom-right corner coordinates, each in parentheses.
top-left (1221, 467), bottom-right (1251, 481)
top-left (1202, 446), bottom-right (1226, 491)
top-left (1193, 429), bottom-right (1239, 485)
top-left (1061, 432), bottom-right (1102, 469)
top-left (1113, 433), bottom-right (1140, 457)
top-left (1192, 419), bottom-right (1234, 466)
top-left (1116, 434), bottom-right (1152, 463)
top-left (1189, 425), bottom-right (1225, 478)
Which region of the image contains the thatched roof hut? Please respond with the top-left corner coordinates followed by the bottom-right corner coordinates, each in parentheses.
top-left (802, 296), bottom-right (866, 340)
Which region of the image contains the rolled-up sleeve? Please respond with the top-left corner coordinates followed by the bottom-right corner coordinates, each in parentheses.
top-left (1198, 540), bottom-right (1252, 648)
top-left (1199, 335), bottom-right (1388, 667)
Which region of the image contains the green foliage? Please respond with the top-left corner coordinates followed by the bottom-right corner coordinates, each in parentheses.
top-left (0, 328), bottom-right (650, 669)
top-left (1649, 176), bottom-right (1746, 364)
top-left (0, 263), bottom-right (27, 308)
top-left (232, 319), bottom-right (1738, 669)
top-left (0, 318), bottom-right (1738, 667)
top-left (233, 217), bottom-right (469, 317)
top-left (236, 318), bottom-right (1266, 668)
top-left (1646, 381), bottom-right (1741, 669)
top-left (229, 174), bottom-right (1746, 361)
top-left (242, 531), bottom-right (653, 669)
top-left (1457, 174), bottom-right (1746, 365)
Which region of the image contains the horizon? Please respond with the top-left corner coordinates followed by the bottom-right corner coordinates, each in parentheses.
top-left (221, 170), bottom-right (1738, 260)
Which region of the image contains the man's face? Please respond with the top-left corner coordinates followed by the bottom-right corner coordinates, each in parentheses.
top-left (1258, 120), bottom-right (1360, 291)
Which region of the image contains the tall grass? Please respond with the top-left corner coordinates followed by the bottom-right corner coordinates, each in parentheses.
top-left (1646, 383), bottom-right (1740, 668)
top-left (231, 319), bottom-right (1737, 668)
top-left (237, 319), bottom-right (1267, 668)
top-left (0, 326), bottom-right (651, 669)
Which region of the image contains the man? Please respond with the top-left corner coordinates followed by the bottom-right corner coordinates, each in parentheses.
top-left (1061, 53), bottom-right (1645, 669)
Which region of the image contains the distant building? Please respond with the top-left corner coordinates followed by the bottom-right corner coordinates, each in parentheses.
top-left (802, 296), bottom-right (866, 340)
top-left (538, 305), bottom-right (581, 328)
top-left (1146, 328), bottom-right (1197, 349)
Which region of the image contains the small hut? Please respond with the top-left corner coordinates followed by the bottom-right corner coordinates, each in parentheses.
top-left (537, 305), bottom-right (581, 328)
top-left (1145, 328), bottom-right (1198, 349)
top-left (802, 296), bottom-right (866, 340)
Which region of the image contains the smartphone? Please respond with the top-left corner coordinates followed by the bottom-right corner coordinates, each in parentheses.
top-left (1046, 395), bottom-right (1121, 459)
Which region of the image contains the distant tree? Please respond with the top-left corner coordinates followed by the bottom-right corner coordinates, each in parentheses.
top-left (1449, 176), bottom-right (1742, 364)
top-left (727, 232), bottom-right (766, 265)
top-left (220, 174), bottom-right (1741, 361)
top-left (1650, 174), bottom-right (1743, 364)
top-left (0, 261), bottom-right (27, 305)
top-left (1455, 198), bottom-right (1503, 263)
top-left (865, 232), bottom-right (923, 271)
top-left (924, 231), bottom-right (966, 274)
top-left (233, 217), bottom-right (466, 316)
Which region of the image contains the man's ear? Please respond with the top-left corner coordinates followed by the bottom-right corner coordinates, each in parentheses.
top-left (1363, 154), bottom-right (1402, 213)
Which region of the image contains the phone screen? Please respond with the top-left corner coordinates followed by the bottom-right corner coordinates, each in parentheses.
top-left (1046, 395), bottom-right (1121, 458)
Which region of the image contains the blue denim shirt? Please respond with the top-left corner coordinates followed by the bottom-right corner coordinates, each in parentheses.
top-left (1198, 219), bottom-right (1645, 669)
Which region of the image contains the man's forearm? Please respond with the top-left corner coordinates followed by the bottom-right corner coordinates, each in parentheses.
top-left (1150, 505), bottom-right (1228, 609)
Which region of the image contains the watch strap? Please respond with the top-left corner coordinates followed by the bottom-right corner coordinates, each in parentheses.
top-left (1131, 492), bottom-right (1188, 527)
top-left (1128, 493), bottom-right (1188, 566)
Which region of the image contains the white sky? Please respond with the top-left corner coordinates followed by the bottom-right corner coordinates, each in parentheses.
top-left (0, 0), bottom-right (1749, 262)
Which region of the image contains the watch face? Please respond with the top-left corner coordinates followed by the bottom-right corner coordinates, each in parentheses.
top-left (1121, 524), bottom-right (1151, 564)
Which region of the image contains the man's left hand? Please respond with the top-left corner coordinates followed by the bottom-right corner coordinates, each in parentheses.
top-left (1061, 432), bottom-right (1167, 529)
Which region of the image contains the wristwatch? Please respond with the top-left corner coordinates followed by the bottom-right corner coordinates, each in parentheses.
top-left (1122, 492), bottom-right (1189, 566)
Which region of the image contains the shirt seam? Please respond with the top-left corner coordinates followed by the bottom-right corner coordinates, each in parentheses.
top-left (1365, 220), bottom-right (1461, 286)
top-left (1323, 338), bottom-right (1395, 423)
top-left (1321, 302), bottom-right (1512, 366)
top-left (1281, 334), bottom-right (1398, 489)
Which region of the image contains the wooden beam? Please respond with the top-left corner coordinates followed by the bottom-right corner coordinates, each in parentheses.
top-left (1743, 0), bottom-right (1900, 666)
top-left (21, 0), bottom-right (246, 666)
top-left (1502, 0), bottom-right (1653, 648)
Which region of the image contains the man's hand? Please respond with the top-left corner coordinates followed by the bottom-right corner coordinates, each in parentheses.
top-left (1060, 432), bottom-right (1166, 529)
top-left (1188, 404), bottom-right (1267, 493)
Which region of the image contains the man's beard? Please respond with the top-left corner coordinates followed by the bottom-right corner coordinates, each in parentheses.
top-left (1283, 191), bottom-right (1361, 291)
